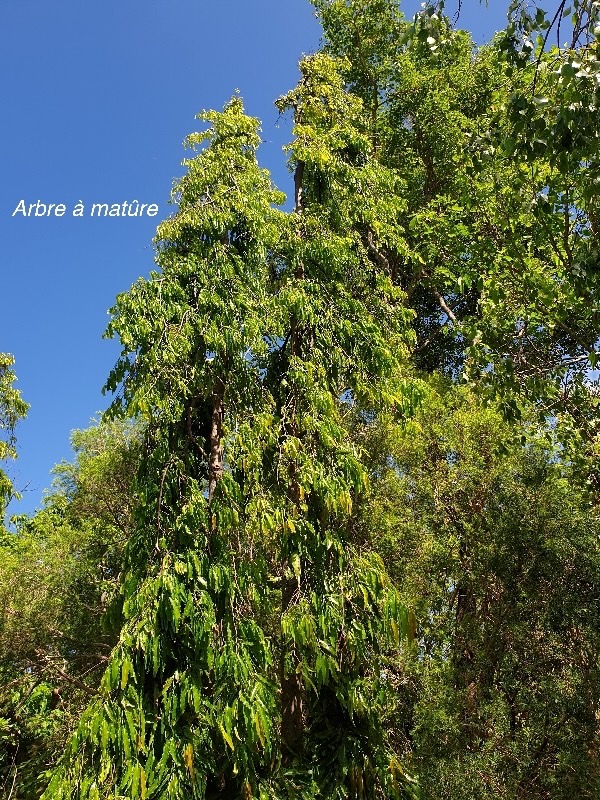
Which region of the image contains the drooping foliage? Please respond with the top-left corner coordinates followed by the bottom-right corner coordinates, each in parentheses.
top-left (42, 85), bottom-right (416, 799)
top-left (43, 99), bottom-right (285, 800)
top-left (270, 53), bottom-right (419, 797)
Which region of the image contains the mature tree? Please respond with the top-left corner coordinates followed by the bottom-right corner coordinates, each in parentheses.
top-left (41, 62), bottom-right (420, 796)
top-left (44, 99), bottom-right (285, 800)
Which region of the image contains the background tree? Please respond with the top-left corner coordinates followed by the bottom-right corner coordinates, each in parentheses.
top-left (360, 383), bottom-right (600, 799)
top-left (0, 354), bottom-right (28, 520)
top-left (0, 418), bottom-right (141, 799)
top-left (312, 2), bottom-right (600, 796)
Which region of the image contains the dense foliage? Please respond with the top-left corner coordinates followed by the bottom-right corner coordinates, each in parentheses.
top-left (0, 354), bottom-right (28, 517)
top-left (361, 384), bottom-right (600, 798)
top-left (1, 1), bottom-right (599, 798)
top-left (0, 420), bottom-right (141, 797)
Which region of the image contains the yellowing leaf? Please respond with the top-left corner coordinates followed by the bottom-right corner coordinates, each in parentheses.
top-left (183, 743), bottom-right (194, 777)
top-left (219, 723), bottom-right (235, 751)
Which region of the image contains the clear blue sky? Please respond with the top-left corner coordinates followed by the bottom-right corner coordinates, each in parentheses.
top-left (1, 0), bottom-right (509, 517)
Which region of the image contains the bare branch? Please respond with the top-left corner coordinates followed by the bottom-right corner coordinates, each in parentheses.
top-left (432, 288), bottom-right (458, 323)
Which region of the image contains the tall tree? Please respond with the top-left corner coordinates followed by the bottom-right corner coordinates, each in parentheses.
top-left (312, 3), bottom-right (600, 796)
top-left (43, 62), bottom-right (417, 797)
top-left (270, 52), bottom-right (416, 797)
top-left (44, 98), bottom-right (284, 800)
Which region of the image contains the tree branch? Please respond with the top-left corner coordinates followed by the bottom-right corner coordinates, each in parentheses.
top-left (432, 288), bottom-right (457, 323)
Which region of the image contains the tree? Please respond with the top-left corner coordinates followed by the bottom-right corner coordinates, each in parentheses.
top-left (361, 382), bottom-right (600, 798)
top-left (42, 63), bottom-right (419, 795)
top-left (314, 0), bottom-right (598, 432)
top-left (311, 3), bottom-right (600, 796)
top-left (0, 418), bottom-right (141, 798)
top-left (0, 354), bottom-right (28, 520)
top-left (44, 98), bottom-right (284, 800)
top-left (271, 53), bottom-right (416, 796)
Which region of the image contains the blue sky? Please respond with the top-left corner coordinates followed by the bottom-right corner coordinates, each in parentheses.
top-left (1, 0), bottom-right (510, 517)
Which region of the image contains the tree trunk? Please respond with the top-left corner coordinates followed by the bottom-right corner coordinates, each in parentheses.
top-left (208, 378), bottom-right (224, 502)
top-left (281, 160), bottom-right (306, 760)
